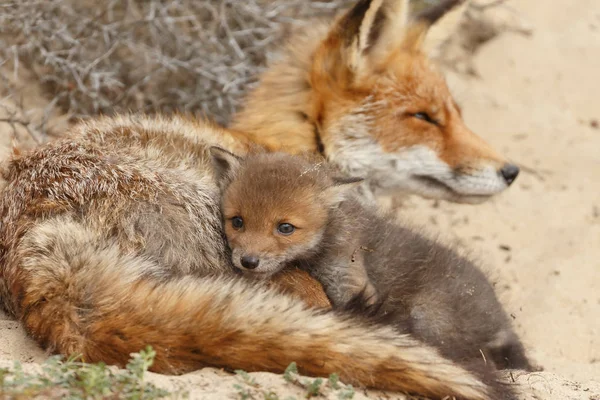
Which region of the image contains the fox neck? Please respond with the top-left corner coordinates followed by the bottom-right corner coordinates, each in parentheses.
top-left (230, 24), bottom-right (331, 154)
top-left (298, 201), bottom-right (361, 264)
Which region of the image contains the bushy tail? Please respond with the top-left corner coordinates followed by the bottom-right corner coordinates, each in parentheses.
top-left (11, 221), bottom-right (498, 400)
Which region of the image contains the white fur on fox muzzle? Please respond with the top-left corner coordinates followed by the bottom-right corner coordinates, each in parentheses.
top-left (331, 141), bottom-right (510, 203)
top-left (231, 248), bottom-right (286, 278)
top-left (394, 147), bottom-right (511, 201)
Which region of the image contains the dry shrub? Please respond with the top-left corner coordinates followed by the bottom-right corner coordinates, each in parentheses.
top-left (0, 0), bottom-right (376, 130)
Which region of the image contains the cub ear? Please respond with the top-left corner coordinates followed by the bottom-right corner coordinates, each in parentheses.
top-left (332, 176), bottom-right (365, 186)
top-left (209, 146), bottom-right (243, 189)
top-left (324, 176), bottom-right (365, 206)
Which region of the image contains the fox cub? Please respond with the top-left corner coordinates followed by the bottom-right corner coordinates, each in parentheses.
top-left (212, 148), bottom-right (533, 373)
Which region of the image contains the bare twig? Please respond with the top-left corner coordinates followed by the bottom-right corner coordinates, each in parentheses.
top-left (0, 0), bottom-right (364, 128)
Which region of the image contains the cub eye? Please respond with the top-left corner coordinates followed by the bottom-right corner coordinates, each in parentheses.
top-left (277, 223), bottom-right (295, 235)
top-left (231, 216), bottom-right (244, 230)
top-left (413, 112), bottom-right (437, 125)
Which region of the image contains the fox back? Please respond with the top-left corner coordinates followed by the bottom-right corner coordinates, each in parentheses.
top-left (357, 216), bottom-right (533, 371)
top-left (233, 0), bottom-right (520, 203)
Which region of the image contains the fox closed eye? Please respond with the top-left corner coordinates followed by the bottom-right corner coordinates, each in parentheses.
top-left (412, 112), bottom-right (438, 126)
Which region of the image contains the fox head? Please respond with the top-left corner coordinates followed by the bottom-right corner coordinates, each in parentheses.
top-left (210, 147), bottom-right (359, 277)
top-left (234, 0), bottom-right (519, 204)
top-left (309, 0), bottom-right (519, 203)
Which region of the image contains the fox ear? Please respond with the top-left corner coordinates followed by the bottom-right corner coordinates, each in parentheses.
top-left (406, 0), bottom-right (469, 55)
top-left (324, 176), bottom-right (364, 206)
top-left (209, 146), bottom-right (243, 189)
top-left (314, 0), bottom-right (468, 83)
top-left (332, 176), bottom-right (365, 186)
top-left (315, 0), bottom-right (410, 82)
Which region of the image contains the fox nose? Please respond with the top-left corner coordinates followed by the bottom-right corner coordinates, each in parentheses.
top-left (500, 163), bottom-right (520, 186)
top-left (240, 255), bottom-right (260, 269)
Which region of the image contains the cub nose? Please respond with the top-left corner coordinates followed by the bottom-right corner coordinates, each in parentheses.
top-left (240, 255), bottom-right (260, 270)
top-left (500, 163), bottom-right (520, 186)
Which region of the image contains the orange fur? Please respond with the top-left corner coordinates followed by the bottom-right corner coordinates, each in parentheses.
top-left (268, 269), bottom-right (331, 309)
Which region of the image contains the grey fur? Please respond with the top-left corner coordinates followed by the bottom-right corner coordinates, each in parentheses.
top-left (309, 198), bottom-right (532, 371)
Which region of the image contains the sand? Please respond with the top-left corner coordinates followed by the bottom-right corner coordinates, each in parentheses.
top-left (0, 0), bottom-right (598, 398)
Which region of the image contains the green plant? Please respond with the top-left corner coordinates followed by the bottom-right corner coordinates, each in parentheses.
top-left (0, 346), bottom-right (181, 399)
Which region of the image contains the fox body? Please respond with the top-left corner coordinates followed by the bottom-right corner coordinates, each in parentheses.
top-left (232, 0), bottom-right (520, 204)
top-left (214, 150), bottom-right (533, 376)
top-left (1, 113), bottom-right (517, 400)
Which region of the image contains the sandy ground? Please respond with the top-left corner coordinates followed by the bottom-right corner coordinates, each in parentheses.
top-left (0, 0), bottom-right (598, 398)
top-left (404, 0), bottom-right (600, 383)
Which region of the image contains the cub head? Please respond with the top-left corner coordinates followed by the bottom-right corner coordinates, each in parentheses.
top-left (310, 0), bottom-right (519, 203)
top-left (210, 147), bottom-right (360, 278)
